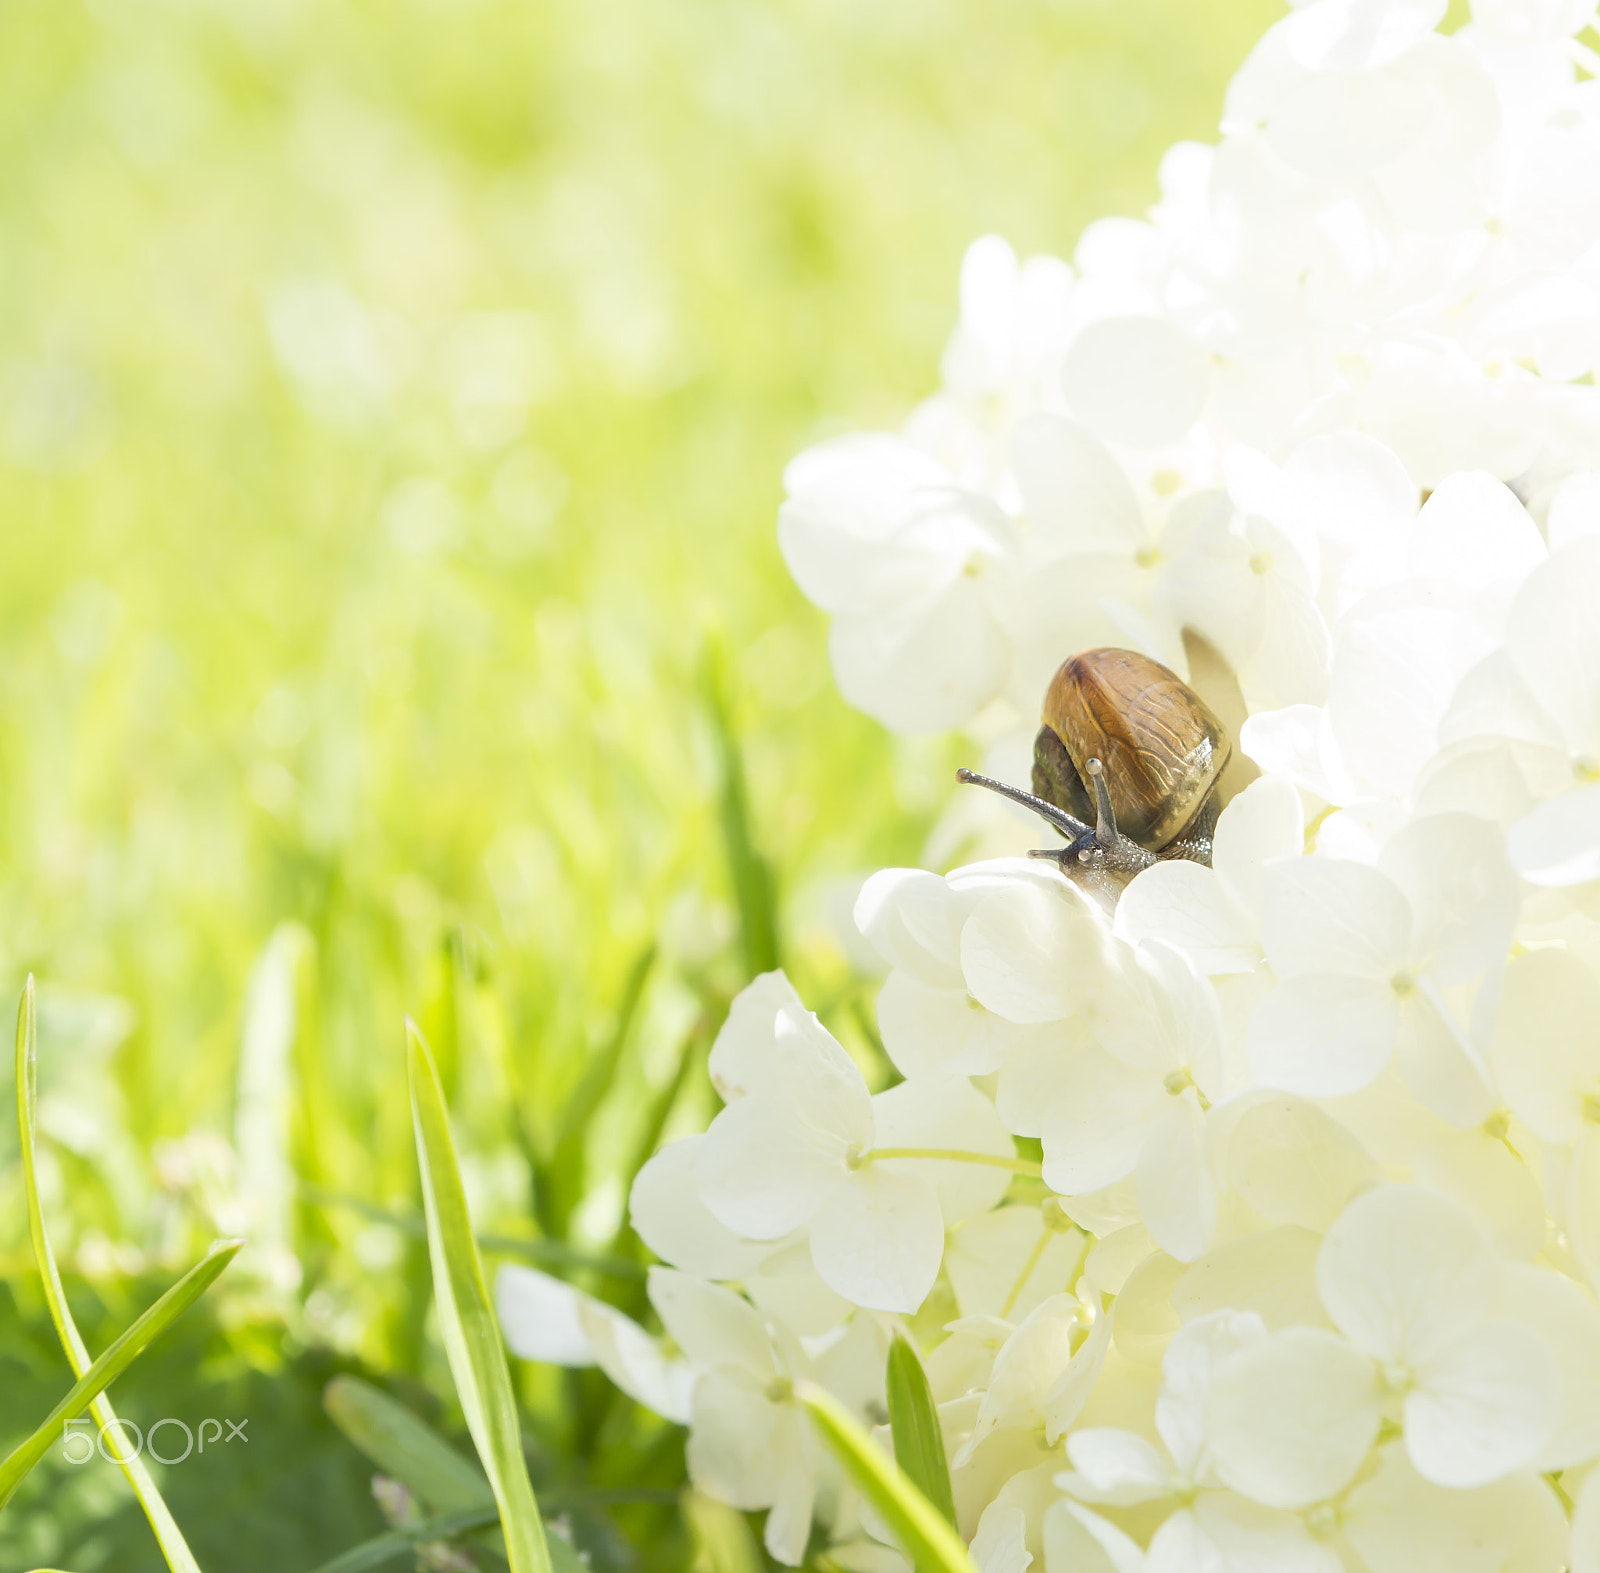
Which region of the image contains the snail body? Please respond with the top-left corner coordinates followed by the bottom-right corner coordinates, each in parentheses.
top-left (959, 647), bottom-right (1232, 902)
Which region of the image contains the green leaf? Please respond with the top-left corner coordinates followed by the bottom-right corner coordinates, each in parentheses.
top-left (886, 1332), bottom-right (958, 1539)
top-left (407, 1018), bottom-right (551, 1573)
top-left (13, 976), bottom-right (205, 1569)
top-left (323, 1374), bottom-right (494, 1516)
top-left (682, 1491), bottom-right (764, 1573)
top-left (0, 1236), bottom-right (244, 1509)
top-left (305, 1505), bottom-right (501, 1573)
top-left (795, 1382), bottom-right (973, 1573)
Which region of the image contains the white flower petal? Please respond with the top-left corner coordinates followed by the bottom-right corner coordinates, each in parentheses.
top-left (1569, 1127), bottom-right (1600, 1295)
top-left (876, 970), bottom-right (1004, 1079)
top-left (1226, 1097), bottom-right (1380, 1232)
top-left (971, 1504), bottom-right (1031, 1573)
top-left (1238, 703), bottom-right (1357, 804)
top-left (1315, 1186), bottom-right (1494, 1366)
top-left (872, 1075), bottom-right (1015, 1222)
top-left (1268, 64), bottom-right (1429, 179)
top-left (1495, 1263), bottom-right (1600, 1471)
top-left (764, 1460), bottom-right (818, 1568)
top-left (1392, 992), bottom-right (1493, 1130)
top-left (1011, 413), bottom-right (1145, 553)
top-left (577, 1295), bottom-right (695, 1424)
top-left (1409, 1126), bottom-right (1545, 1262)
top-left (1377, 814), bottom-right (1516, 984)
top-left (687, 1366), bottom-right (795, 1512)
top-left (1173, 1227), bottom-right (1327, 1332)
top-left (829, 584), bottom-right (1012, 734)
top-left (1508, 781), bottom-right (1600, 886)
top-left (1259, 858), bottom-right (1410, 980)
top-left (648, 1267), bottom-right (776, 1376)
top-left (1039, 1044), bottom-right (1160, 1195)
top-left (1189, 1493), bottom-right (1342, 1573)
top-left (1490, 949), bottom-right (1600, 1144)
top-left (854, 867), bottom-right (967, 983)
top-left (962, 877), bottom-right (1111, 1024)
top-left (1327, 590), bottom-right (1496, 800)
top-left (1343, 1441), bottom-right (1567, 1573)
top-left (1157, 1310), bottom-right (1268, 1479)
top-left (1284, 0), bottom-right (1446, 72)
top-left (698, 1092), bottom-right (847, 1240)
top-left (744, 1240), bottom-right (852, 1337)
top-left (1044, 1292), bottom-right (1113, 1441)
top-left (1064, 1429), bottom-right (1170, 1505)
top-left (1211, 774), bottom-right (1305, 919)
top-left (1407, 471), bottom-right (1545, 597)
top-left (628, 1137), bottom-right (771, 1280)
top-left (1206, 1327), bottom-right (1381, 1510)
top-left (962, 1294), bottom-right (1084, 1460)
top-left (1143, 1508), bottom-right (1215, 1573)
top-left (708, 971), bottom-right (806, 1102)
top-left (995, 1020), bottom-right (1088, 1139)
top-left (1507, 532), bottom-right (1600, 755)
top-left (959, 234), bottom-right (1022, 344)
top-left (1043, 1500), bottom-right (1148, 1573)
top-left (771, 1004), bottom-right (876, 1141)
top-left (496, 1263), bottom-right (594, 1366)
top-left (1060, 317), bottom-right (1211, 449)
top-left (1135, 1095), bottom-right (1217, 1264)
top-left (1247, 973), bottom-right (1399, 1097)
top-left (1405, 1317), bottom-right (1559, 1488)
top-left (809, 1165), bottom-right (945, 1313)
top-left (1573, 1465), bottom-right (1600, 1573)
top-left (1114, 861), bottom-right (1259, 976)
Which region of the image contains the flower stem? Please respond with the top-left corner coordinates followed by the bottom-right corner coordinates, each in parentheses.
top-left (1000, 1224), bottom-right (1054, 1318)
top-left (869, 1146), bottom-right (1044, 1177)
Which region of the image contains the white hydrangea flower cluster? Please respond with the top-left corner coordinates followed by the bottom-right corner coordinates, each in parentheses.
top-left (497, 2), bottom-right (1600, 1569)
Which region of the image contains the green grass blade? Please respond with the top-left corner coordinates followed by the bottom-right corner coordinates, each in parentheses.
top-left (323, 1374), bottom-right (493, 1515)
top-left (795, 1382), bottom-right (973, 1573)
top-left (542, 942), bottom-right (655, 1237)
top-left (0, 1237), bottom-right (244, 1509)
top-left (886, 1333), bottom-right (957, 1539)
top-left (13, 976), bottom-right (204, 1571)
top-left (705, 644), bottom-right (780, 978)
top-left (407, 1019), bottom-right (551, 1573)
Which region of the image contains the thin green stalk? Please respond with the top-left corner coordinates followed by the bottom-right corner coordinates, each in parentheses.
top-left (407, 1019), bottom-right (551, 1573)
top-left (705, 643), bottom-right (780, 979)
top-left (0, 1239), bottom-right (244, 1509)
top-left (540, 944), bottom-right (656, 1238)
top-left (12, 975), bottom-right (213, 1568)
top-left (868, 1147), bottom-right (1042, 1177)
top-left (796, 1383), bottom-right (973, 1573)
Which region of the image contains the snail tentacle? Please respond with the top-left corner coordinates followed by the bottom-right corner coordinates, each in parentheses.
top-left (1084, 757), bottom-right (1120, 850)
top-left (955, 767), bottom-right (1090, 844)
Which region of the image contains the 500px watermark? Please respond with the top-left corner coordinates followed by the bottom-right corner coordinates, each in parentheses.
top-left (62, 1416), bottom-right (247, 1465)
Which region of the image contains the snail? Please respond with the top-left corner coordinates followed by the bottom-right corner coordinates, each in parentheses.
top-left (959, 647), bottom-right (1232, 901)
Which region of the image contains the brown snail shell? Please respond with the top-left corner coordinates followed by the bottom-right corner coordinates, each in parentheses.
top-left (1031, 647), bottom-right (1230, 853)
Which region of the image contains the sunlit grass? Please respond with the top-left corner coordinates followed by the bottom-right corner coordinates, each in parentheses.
top-left (0, 0), bottom-right (1277, 1565)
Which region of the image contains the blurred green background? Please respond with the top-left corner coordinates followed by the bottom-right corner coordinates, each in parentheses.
top-left (0, 0), bottom-right (1277, 1568)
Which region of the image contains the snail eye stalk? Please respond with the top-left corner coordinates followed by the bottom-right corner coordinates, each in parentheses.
top-left (1084, 757), bottom-right (1121, 850)
top-left (954, 767), bottom-right (1090, 847)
